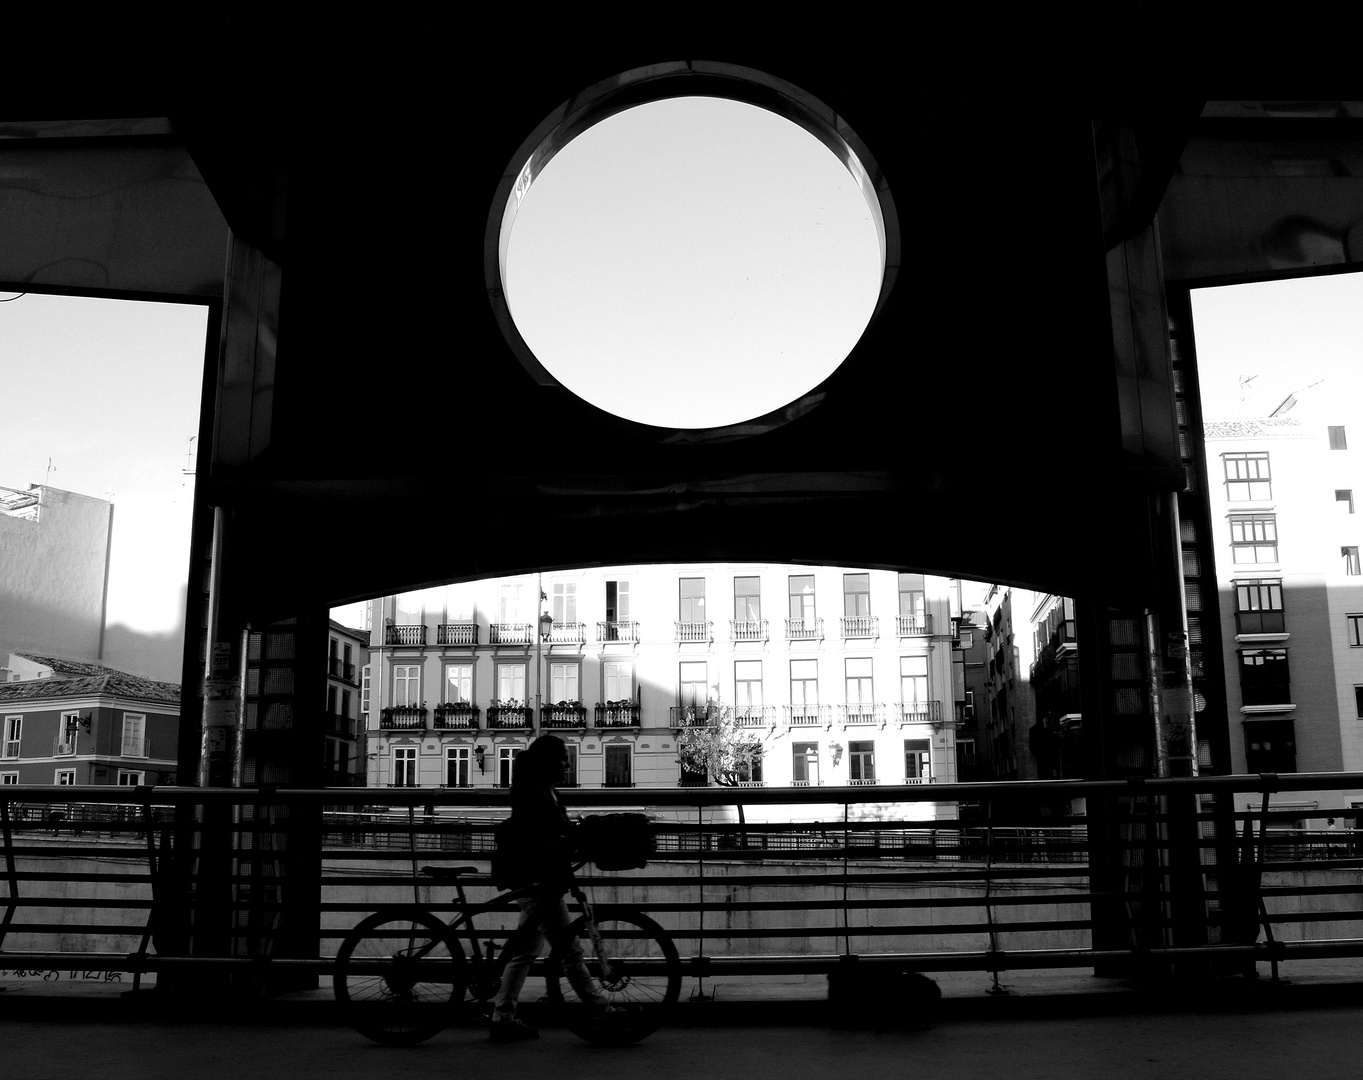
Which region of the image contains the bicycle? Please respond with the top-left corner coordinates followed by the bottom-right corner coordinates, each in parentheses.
top-left (333, 860), bottom-right (681, 1047)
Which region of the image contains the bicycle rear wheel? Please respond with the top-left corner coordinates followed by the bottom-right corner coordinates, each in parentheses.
top-left (555, 908), bottom-right (680, 1045)
top-left (334, 907), bottom-right (466, 1045)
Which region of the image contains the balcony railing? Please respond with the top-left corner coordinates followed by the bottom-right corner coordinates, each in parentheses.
top-left (432, 704), bottom-right (479, 730)
top-left (670, 704), bottom-right (720, 727)
top-left (595, 702), bottom-right (641, 728)
top-left (379, 705), bottom-right (428, 730)
top-left (545, 622), bottom-right (586, 644)
top-left (848, 777), bottom-right (880, 786)
top-left (730, 619), bottom-right (769, 642)
top-left (734, 706), bottom-right (776, 728)
top-left (385, 624), bottom-right (426, 647)
top-left (489, 623), bottom-right (532, 645)
top-left (785, 617), bottom-right (823, 641)
top-left (486, 705), bottom-right (532, 729)
top-left (121, 737), bottom-right (148, 758)
top-left (597, 621), bottom-right (640, 643)
top-left (541, 703), bottom-right (587, 729)
top-left (325, 712), bottom-right (356, 737)
top-left (437, 622), bottom-right (479, 646)
top-left (840, 702), bottom-right (886, 726)
top-left (840, 615), bottom-right (879, 639)
top-left (895, 700), bottom-right (944, 725)
top-left (785, 704), bottom-right (831, 727)
top-left (895, 613), bottom-right (933, 637)
top-left (675, 620), bottom-right (713, 644)
top-left (328, 657), bottom-right (357, 680)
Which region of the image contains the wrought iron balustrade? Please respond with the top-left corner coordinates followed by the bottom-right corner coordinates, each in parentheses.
top-left (840, 615), bottom-right (879, 639)
top-left (595, 702), bottom-right (641, 728)
top-left (545, 622), bottom-right (586, 644)
top-left (437, 622), bottom-right (479, 646)
top-left (486, 705), bottom-right (532, 729)
top-left (785, 617), bottom-right (823, 641)
top-left (730, 619), bottom-right (769, 642)
top-left (734, 706), bottom-right (776, 728)
top-left (895, 613), bottom-right (933, 636)
top-left (596, 620), bottom-right (640, 643)
top-left (379, 705), bottom-right (428, 730)
top-left (432, 704), bottom-right (479, 730)
top-left (384, 624), bottom-right (426, 646)
top-left (895, 700), bottom-right (944, 725)
top-left (541, 704), bottom-right (587, 729)
top-left (670, 704), bottom-right (720, 727)
top-left (674, 620), bottom-right (713, 644)
top-left (785, 704), bottom-right (831, 727)
top-left (839, 703), bottom-right (886, 726)
top-left (489, 623), bottom-right (532, 645)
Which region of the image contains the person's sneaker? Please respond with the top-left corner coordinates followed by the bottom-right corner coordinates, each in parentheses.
top-left (489, 1017), bottom-right (539, 1043)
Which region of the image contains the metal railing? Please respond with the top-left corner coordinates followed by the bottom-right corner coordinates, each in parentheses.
top-left (5, 774), bottom-right (1363, 992)
top-left (384, 625), bottom-right (426, 646)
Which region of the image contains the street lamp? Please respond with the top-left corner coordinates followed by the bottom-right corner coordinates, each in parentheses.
top-left (536, 607), bottom-right (553, 730)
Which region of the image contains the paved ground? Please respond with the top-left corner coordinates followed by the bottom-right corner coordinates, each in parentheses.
top-left (4, 960), bottom-right (1363, 1080)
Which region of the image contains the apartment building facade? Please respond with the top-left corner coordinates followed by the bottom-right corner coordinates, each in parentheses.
top-left (324, 621), bottom-right (368, 786)
top-left (1204, 412), bottom-right (1363, 825)
top-left (0, 653), bottom-right (179, 786)
top-left (360, 564), bottom-right (966, 819)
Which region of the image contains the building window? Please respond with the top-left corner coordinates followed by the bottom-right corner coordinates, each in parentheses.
top-left (496, 663), bottom-right (527, 702)
top-left (679, 662), bottom-right (708, 707)
top-left (792, 742), bottom-right (820, 785)
top-left (497, 745), bottom-right (521, 787)
top-left (498, 581), bottom-right (526, 623)
top-left (122, 713), bottom-right (147, 757)
top-left (734, 576), bottom-right (761, 622)
top-left (604, 579), bottom-right (631, 637)
top-left (393, 665), bottom-right (421, 706)
top-left (392, 746), bottom-right (417, 787)
top-left (361, 665), bottom-right (372, 718)
top-left (848, 740), bottom-right (876, 782)
top-left (1234, 579), bottom-right (1285, 634)
top-left (1329, 425), bottom-right (1348, 450)
top-left (1244, 719), bottom-right (1296, 773)
top-left (900, 656), bottom-right (929, 705)
top-left (788, 574), bottom-right (816, 629)
top-left (735, 746), bottom-right (763, 784)
top-left (904, 738), bottom-right (931, 781)
top-left (679, 577), bottom-right (706, 623)
top-left (843, 573), bottom-right (871, 618)
top-left (1349, 614), bottom-right (1363, 647)
top-left (3, 716), bottom-right (20, 758)
top-left (445, 746), bottom-right (471, 788)
top-left (444, 663), bottom-right (473, 704)
top-left (605, 744), bottom-right (632, 787)
top-left (1338, 490), bottom-right (1356, 515)
top-left (563, 744), bottom-right (579, 788)
top-left (790, 659), bottom-right (819, 720)
top-left (735, 660), bottom-right (763, 709)
top-left (58, 711), bottom-right (80, 755)
top-left (1355, 686), bottom-right (1363, 721)
top-left (117, 770), bottom-right (145, 786)
top-left (1222, 452), bottom-right (1272, 501)
top-left (551, 581), bottom-right (578, 624)
top-left (1230, 514), bottom-right (1278, 564)
top-left (54, 769), bottom-right (76, 786)
top-left (0, 772), bottom-right (18, 785)
top-left (1239, 649), bottom-right (1290, 706)
top-left (1345, 547), bottom-right (1362, 576)
top-left (898, 573), bottom-right (926, 617)
top-left (603, 660), bottom-right (633, 702)
top-left (548, 661), bottom-right (580, 702)
top-left (845, 658), bottom-right (874, 706)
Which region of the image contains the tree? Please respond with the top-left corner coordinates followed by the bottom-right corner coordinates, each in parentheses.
top-left (676, 705), bottom-right (768, 843)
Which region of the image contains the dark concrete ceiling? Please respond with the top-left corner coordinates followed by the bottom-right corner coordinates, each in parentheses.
top-left (5, 41), bottom-right (1361, 619)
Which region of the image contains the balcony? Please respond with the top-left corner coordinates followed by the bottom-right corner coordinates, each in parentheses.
top-left (734, 706), bottom-right (776, 728)
top-left (675, 620), bottom-right (713, 644)
top-left (541, 703), bottom-right (587, 730)
top-left (595, 702), bottom-right (641, 728)
top-left (840, 615), bottom-right (879, 640)
top-left (379, 705), bottom-right (428, 730)
top-left (121, 737), bottom-right (148, 758)
top-left (895, 613), bottom-right (933, 637)
top-left (730, 619), bottom-right (769, 643)
top-left (328, 657), bottom-right (358, 680)
top-left (784, 704), bottom-right (830, 728)
top-left (785, 617), bottom-right (823, 641)
top-left (597, 620), bottom-right (640, 643)
top-left (896, 700), bottom-right (944, 725)
top-left (437, 622), bottom-right (479, 646)
top-left (489, 623), bottom-right (532, 645)
top-left (385, 624), bottom-right (426, 647)
top-left (545, 622), bottom-right (586, 645)
top-left (848, 777), bottom-right (880, 786)
top-left (432, 703), bottom-right (479, 730)
top-left (325, 712), bottom-right (357, 737)
top-left (839, 702), bottom-right (886, 727)
top-left (671, 704), bottom-right (720, 728)
top-left (486, 705), bottom-right (533, 730)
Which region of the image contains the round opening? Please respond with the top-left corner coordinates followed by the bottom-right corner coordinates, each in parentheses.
top-left (496, 91), bottom-right (887, 432)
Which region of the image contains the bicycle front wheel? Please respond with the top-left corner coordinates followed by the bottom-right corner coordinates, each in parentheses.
top-left (334, 907), bottom-right (466, 1046)
top-left (556, 907), bottom-right (680, 1045)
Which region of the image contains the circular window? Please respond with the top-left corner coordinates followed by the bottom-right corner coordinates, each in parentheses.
top-left (490, 71), bottom-right (893, 434)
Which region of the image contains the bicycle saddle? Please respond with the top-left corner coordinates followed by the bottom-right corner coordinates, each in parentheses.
top-left (420, 865), bottom-right (481, 881)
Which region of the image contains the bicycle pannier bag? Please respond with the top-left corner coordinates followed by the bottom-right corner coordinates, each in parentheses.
top-left (490, 817), bottom-right (536, 889)
top-left (577, 813), bottom-right (653, 871)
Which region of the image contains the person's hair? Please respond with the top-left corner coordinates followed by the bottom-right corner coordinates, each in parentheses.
top-left (511, 734), bottom-right (567, 792)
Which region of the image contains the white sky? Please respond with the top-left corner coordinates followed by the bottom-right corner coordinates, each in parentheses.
top-left (503, 96), bottom-right (883, 429)
top-left (1191, 271), bottom-right (1363, 419)
top-left (0, 291), bottom-right (208, 644)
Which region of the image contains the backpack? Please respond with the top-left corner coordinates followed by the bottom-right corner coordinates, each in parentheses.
top-left (490, 817), bottom-right (539, 889)
top-left (577, 813), bottom-right (653, 871)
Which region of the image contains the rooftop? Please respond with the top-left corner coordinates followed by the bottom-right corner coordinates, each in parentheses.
top-left (0, 653), bottom-right (179, 706)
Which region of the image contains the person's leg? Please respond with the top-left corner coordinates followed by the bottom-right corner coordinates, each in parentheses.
top-left (492, 898), bottom-right (545, 1023)
top-left (543, 895), bottom-right (609, 1009)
